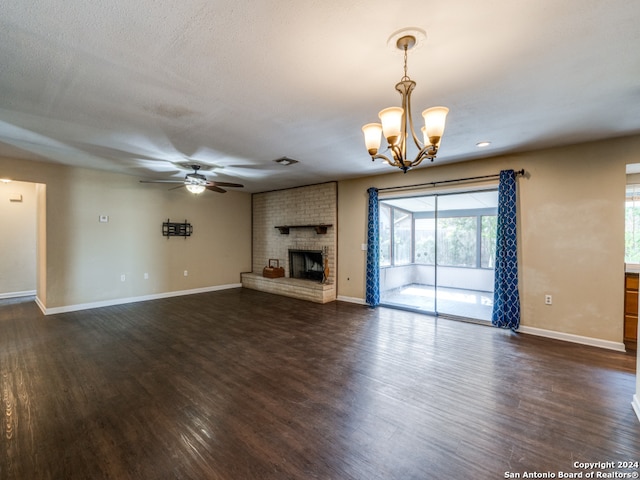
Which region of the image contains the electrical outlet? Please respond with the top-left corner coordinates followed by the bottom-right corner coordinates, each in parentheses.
top-left (545, 294), bottom-right (552, 305)
top-left (184, 270), bottom-right (188, 277)
top-left (120, 274), bottom-right (126, 282)
top-left (144, 273), bottom-right (149, 280)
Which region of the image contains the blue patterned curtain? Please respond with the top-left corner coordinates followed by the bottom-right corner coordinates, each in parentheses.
top-left (492, 170), bottom-right (520, 330)
top-left (365, 187), bottom-right (380, 307)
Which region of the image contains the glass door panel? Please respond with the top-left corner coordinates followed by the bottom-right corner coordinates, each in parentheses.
top-left (379, 189), bottom-right (497, 321)
top-left (380, 196), bottom-right (436, 314)
top-left (435, 191), bottom-right (497, 321)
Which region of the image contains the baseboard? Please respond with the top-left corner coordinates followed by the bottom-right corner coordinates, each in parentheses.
top-left (337, 295), bottom-right (367, 305)
top-left (633, 395), bottom-right (640, 424)
top-left (518, 325), bottom-right (626, 352)
top-left (0, 290), bottom-right (36, 300)
top-left (35, 296), bottom-right (46, 315)
top-left (40, 284), bottom-right (242, 315)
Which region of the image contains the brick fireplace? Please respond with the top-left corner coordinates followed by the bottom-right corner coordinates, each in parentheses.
top-left (241, 182), bottom-right (337, 303)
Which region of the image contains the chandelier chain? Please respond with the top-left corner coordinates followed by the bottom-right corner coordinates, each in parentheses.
top-left (402, 44), bottom-right (409, 81)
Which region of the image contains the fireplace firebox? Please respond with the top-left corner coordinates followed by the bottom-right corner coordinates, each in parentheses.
top-left (289, 249), bottom-right (324, 282)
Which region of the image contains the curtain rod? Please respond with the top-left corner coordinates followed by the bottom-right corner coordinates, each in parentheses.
top-left (377, 169), bottom-right (525, 192)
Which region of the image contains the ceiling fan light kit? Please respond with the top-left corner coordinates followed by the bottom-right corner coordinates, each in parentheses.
top-left (362, 28), bottom-right (448, 173)
top-left (185, 184), bottom-right (206, 194)
top-left (140, 164), bottom-right (244, 194)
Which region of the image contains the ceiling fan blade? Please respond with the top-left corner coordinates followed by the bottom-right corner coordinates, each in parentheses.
top-left (140, 180), bottom-right (184, 184)
top-left (169, 184), bottom-right (186, 191)
top-left (209, 181), bottom-right (244, 188)
top-left (206, 185), bottom-right (227, 193)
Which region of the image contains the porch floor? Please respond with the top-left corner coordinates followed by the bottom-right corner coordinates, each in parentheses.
top-left (381, 283), bottom-right (494, 321)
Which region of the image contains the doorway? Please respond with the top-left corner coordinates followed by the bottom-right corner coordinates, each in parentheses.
top-left (0, 180), bottom-right (38, 299)
top-left (379, 188), bottom-right (498, 321)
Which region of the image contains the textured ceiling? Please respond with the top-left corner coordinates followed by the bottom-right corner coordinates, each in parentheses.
top-left (1, 0), bottom-right (639, 192)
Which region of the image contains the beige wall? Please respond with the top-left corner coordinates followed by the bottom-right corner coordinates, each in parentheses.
top-left (0, 157), bottom-right (252, 309)
top-left (338, 135), bottom-right (640, 344)
top-left (0, 180), bottom-right (37, 296)
top-left (2, 134), bottom-right (639, 344)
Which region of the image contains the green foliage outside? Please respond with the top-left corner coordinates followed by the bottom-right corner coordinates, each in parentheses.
top-left (388, 213), bottom-right (497, 268)
top-left (437, 217), bottom-right (476, 267)
top-left (481, 216), bottom-right (497, 268)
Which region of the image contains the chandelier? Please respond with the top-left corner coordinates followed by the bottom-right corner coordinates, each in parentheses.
top-left (362, 33), bottom-right (448, 173)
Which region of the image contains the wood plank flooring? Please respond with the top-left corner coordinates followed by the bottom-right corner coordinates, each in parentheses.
top-left (1, 289), bottom-right (639, 479)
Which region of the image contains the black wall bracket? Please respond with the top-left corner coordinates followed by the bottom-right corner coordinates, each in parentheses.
top-left (162, 219), bottom-right (193, 238)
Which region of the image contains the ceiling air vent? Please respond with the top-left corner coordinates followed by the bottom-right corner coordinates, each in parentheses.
top-left (273, 156), bottom-right (299, 166)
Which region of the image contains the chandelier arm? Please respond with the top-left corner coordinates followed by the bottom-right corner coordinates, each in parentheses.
top-left (405, 87), bottom-right (424, 151)
top-left (410, 154), bottom-right (428, 169)
top-left (390, 142), bottom-right (404, 163)
top-left (410, 158), bottom-right (424, 169)
top-left (400, 90), bottom-right (408, 162)
top-left (370, 153), bottom-right (403, 168)
top-left (413, 144), bottom-right (438, 165)
top-left (386, 159), bottom-right (404, 168)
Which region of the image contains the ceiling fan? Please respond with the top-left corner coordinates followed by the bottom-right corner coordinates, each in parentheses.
top-left (140, 165), bottom-right (244, 194)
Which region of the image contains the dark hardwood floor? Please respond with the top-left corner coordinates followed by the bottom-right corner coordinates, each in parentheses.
top-left (1, 289), bottom-right (639, 479)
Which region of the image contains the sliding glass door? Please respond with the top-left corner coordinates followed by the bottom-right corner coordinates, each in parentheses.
top-left (379, 189), bottom-right (498, 321)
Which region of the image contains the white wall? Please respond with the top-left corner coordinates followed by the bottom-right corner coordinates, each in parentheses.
top-left (0, 180), bottom-right (37, 297)
top-left (381, 265), bottom-right (494, 292)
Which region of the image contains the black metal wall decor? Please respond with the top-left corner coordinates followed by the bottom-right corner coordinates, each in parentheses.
top-left (162, 219), bottom-right (193, 238)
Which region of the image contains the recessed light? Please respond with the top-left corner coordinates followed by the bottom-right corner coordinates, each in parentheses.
top-left (476, 141), bottom-right (491, 148)
top-left (273, 157), bottom-right (299, 166)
